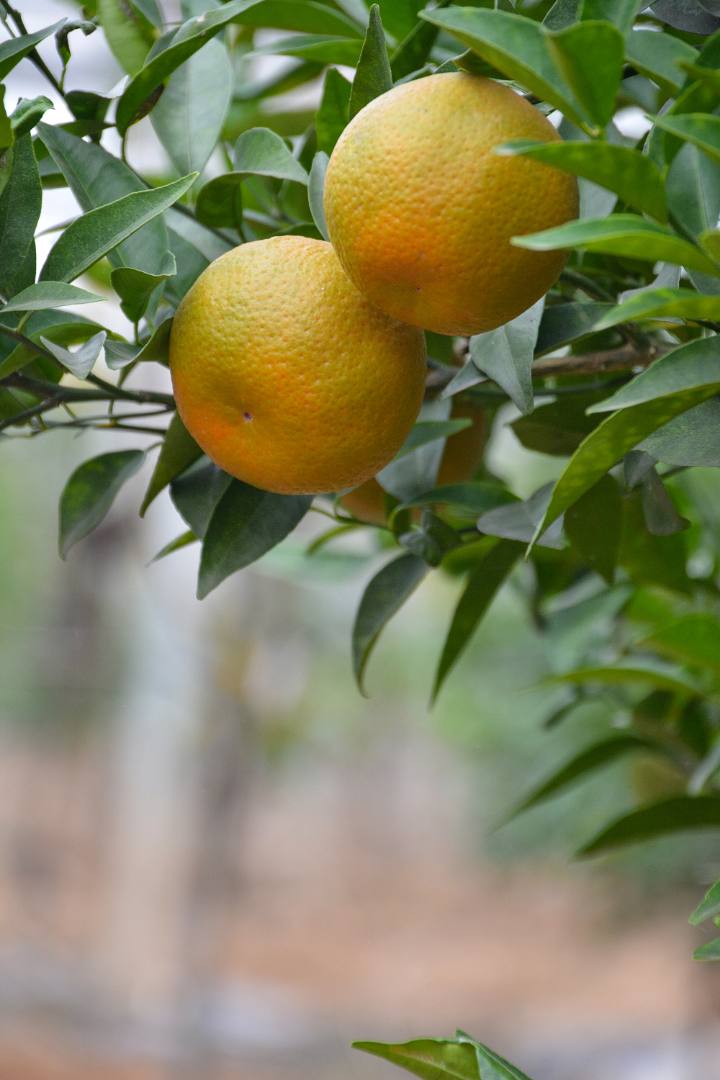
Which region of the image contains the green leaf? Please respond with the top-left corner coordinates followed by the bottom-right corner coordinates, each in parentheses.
top-left (580, 0), bottom-right (642, 36)
top-left (0, 87), bottom-right (11, 173)
top-left (547, 662), bottom-right (703, 697)
top-left (198, 482), bottom-right (311, 598)
top-left (547, 21), bottom-right (624, 129)
top-left (468, 299), bottom-right (543, 416)
top-left (97, 0), bottom-right (156, 75)
top-left (150, 530), bottom-right (198, 564)
top-left (577, 796), bottom-right (720, 857)
top-left (10, 95), bottom-right (53, 138)
top-left (110, 252), bottom-right (177, 323)
top-left (59, 450), bottom-right (146, 558)
top-left (531, 337), bottom-right (720, 544)
top-left (104, 316), bottom-right (173, 370)
top-left (499, 140), bottom-right (667, 222)
top-left (0, 135), bottom-right (41, 298)
top-left (352, 553), bottom-right (428, 694)
top-left (0, 19), bottom-right (66, 80)
top-left (652, 112), bottom-right (720, 166)
top-left (354, 1035), bottom-right (533, 1080)
top-left (513, 215), bottom-right (719, 275)
top-left (432, 540), bottom-right (522, 704)
top-left (511, 735), bottom-right (662, 819)
top-left (40, 330), bottom-right (106, 379)
top-left (116, 0), bottom-right (263, 135)
top-left (140, 413), bottom-right (202, 515)
top-left (640, 468), bottom-right (688, 536)
top-left (0, 310), bottom-right (105, 379)
top-left (594, 287), bottom-right (720, 329)
top-left (396, 419), bottom-right (471, 459)
top-left (228, 0), bottom-right (362, 35)
top-left (196, 127), bottom-right (307, 226)
top-left (511, 392), bottom-right (602, 456)
top-left (544, 0), bottom-right (581, 30)
top-left (477, 485), bottom-right (565, 549)
top-left (65, 89), bottom-right (111, 137)
top-left (669, 135), bottom-right (720, 250)
top-left (694, 937), bottom-right (720, 961)
top-left (640, 398), bottom-right (720, 467)
top-left (565, 474), bottom-right (622, 582)
top-left (37, 123), bottom-right (171, 273)
top-left (150, 35), bottom-right (233, 176)
top-left (419, 7), bottom-right (586, 128)
top-left (308, 151), bottom-right (329, 239)
top-left (535, 302), bottom-right (611, 354)
top-left (391, 13), bottom-right (440, 80)
top-left (626, 28), bottom-right (697, 95)
top-left (56, 19), bottom-right (96, 73)
top-left (397, 482), bottom-right (515, 516)
top-left (690, 879), bottom-right (720, 925)
top-left (170, 459), bottom-right (232, 536)
top-left (0, 282), bottom-right (104, 314)
top-left (250, 33), bottom-right (364, 65)
top-left (316, 67), bottom-right (351, 153)
top-left (349, 4), bottom-right (392, 119)
top-left (41, 173), bottom-right (196, 284)
top-left (641, 613), bottom-right (720, 674)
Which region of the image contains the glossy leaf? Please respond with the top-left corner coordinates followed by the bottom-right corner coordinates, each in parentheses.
top-left (10, 95), bottom-right (53, 138)
top-left (349, 4), bottom-right (392, 118)
top-left (500, 140), bottom-right (667, 222)
top-left (110, 252), bottom-right (177, 323)
top-left (469, 299), bottom-right (543, 415)
top-left (198, 482), bottom-right (311, 598)
top-left (355, 1035), bottom-right (533, 1080)
top-left (547, 20), bottom-right (624, 129)
top-left (250, 33), bottom-right (363, 64)
top-left (40, 330), bottom-right (106, 379)
top-left (37, 123), bottom-right (170, 273)
top-left (316, 67), bottom-right (351, 153)
top-left (531, 337), bottom-right (720, 543)
top-left (578, 796), bottom-right (720, 857)
top-left (391, 13), bottom-right (440, 80)
top-left (477, 485), bottom-right (565, 550)
top-left (653, 112), bottom-right (720, 166)
top-left (115, 0), bottom-right (263, 135)
top-left (626, 28), bottom-right (697, 95)
top-left (640, 399), bottom-right (720, 467)
top-left (140, 413), bottom-right (202, 515)
top-left (59, 450), bottom-right (146, 558)
top-left (0, 282), bottom-right (104, 314)
top-left (104, 316), bottom-right (173, 370)
top-left (231, 0), bottom-right (361, 35)
top-left (595, 287), bottom-right (720, 329)
top-left (690, 879), bottom-right (720, 925)
top-left (565, 474), bottom-right (622, 582)
top-left (41, 174), bottom-right (196, 283)
top-left (514, 215), bottom-right (719, 275)
top-left (547, 662), bottom-right (703, 697)
top-left (642, 613), bottom-right (720, 674)
top-left (511, 393), bottom-right (602, 456)
top-left (308, 151), bottom-right (329, 239)
top-left (352, 553), bottom-right (428, 694)
top-left (580, 0), bottom-right (642, 36)
top-left (535, 301), bottom-right (610, 354)
top-left (511, 735), bottom-right (661, 818)
top-left (432, 540), bottom-right (522, 704)
top-left (396, 419), bottom-right (471, 459)
top-left (151, 35), bottom-right (233, 176)
top-left (397, 483), bottom-right (515, 516)
top-left (0, 135), bottom-right (41, 298)
top-left (170, 459), bottom-right (232, 537)
top-left (420, 7), bottom-right (586, 127)
top-left (97, 0), bottom-right (155, 75)
top-left (0, 19), bottom-right (66, 80)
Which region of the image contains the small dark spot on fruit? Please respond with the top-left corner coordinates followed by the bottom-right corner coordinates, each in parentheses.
top-left (243, 411), bottom-right (253, 421)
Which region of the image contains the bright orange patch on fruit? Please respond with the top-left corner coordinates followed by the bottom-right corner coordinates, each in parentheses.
top-left (170, 236), bottom-right (427, 495)
top-left (324, 73), bottom-right (579, 336)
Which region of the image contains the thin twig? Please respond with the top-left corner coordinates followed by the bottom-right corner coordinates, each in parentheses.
top-left (0, 0), bottom-right (63, 94)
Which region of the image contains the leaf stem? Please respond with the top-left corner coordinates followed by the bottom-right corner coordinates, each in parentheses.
top-left (0, 0), bottom-right (64, 95)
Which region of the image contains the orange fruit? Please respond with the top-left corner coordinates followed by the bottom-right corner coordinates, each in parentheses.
top-left (324, 73), bottom-right (579, 336)
top-left (341, 399), bottom-right (486, 524)
top-left (170, 236), bottom-right (427, 495)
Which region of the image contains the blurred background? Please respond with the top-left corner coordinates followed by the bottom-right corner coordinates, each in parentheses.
top-left (1, 2), bottom-right (720, 1077)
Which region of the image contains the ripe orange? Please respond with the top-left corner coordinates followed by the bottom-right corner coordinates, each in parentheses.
top-left (169, 236), bottom-right (427, 495)
top-left (341, 399), bottom-right (486, 524)
top-left (324, 73), bottom-right (579, 336)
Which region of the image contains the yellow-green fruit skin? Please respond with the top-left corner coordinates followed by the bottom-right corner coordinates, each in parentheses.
top-left (169, 236), bottom-right (427, 496)
top-left (324, 73), bottom-right (579, 336)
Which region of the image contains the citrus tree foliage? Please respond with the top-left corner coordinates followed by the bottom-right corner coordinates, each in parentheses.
top-left (2, 0), bottom-right (720, 1074)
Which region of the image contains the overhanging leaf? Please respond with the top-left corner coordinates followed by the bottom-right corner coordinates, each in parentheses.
top-left (349, 3), bottom-right (392, 118)
top-left (577, 796), bottom-right (720, 857)
top-left (469, 299), bottom-right (543, 415)
top-left (0, 19), bottom-right (66, 81)
top-left (59, 450), bottom-right (146, 558)
top-left (547, 20), bottom-right (624, 129)
top-left (652, 112), bottom-right (720, 166)
top-left (40, 330), bottom-right (106, 379)
top-left (352, 553), bottom-right (428, 694)
top-left (690, 879), bottom-right (720, 925)
top-left (140, 412), bottom-right (202, 515)
top-left (0, 281), bottom-right (104, 314)
top-left (595, 287), bottom-right (720, 329)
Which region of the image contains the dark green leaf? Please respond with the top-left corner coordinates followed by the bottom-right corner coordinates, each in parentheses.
top-left (0, 19), bottom-right (66, 80)
top-left (547, 662), bottom-right (703, 696)
top-left (150, 35), bottom-right (233, 176)
top-left (653, 112), bottom-right (720, 168)
top-left (65, 90), bottom-right (111, 136)
top-left (544, 0), bottom-right (581, 30)
top-left (640, 398), bottom-right (720, 467)
top-left (228, 0), bottom-right (361, 35)
top-left (104, 316), bottom-right (173, 370)
top-left (352, 553), bottom-right (428, 694)
top-left (640, 469), bottom-right (689, 536)
top-left (565, 474), bottom-right (622, 582)
top-left (141, 412), bottom-right (202, 515)
top-left (511, 392), bottom-right (603, 456)
top-left (397, 482), bottom-right (515, 516)
top-left (198, 481), bottom-right (311, 598)
top-left (580, 0), bottom-right (642, 36)
top-left (626, 28), bottom-right (697, 95)
top-left (420, 7), bottom-right (586, 128)
top-left (578, 796), bottom-right (720, 857)
top-left (40, 330), bottom-right (106, 379)
top-left (250, 33), bottom-right (364, 65)
top-left (396, 419), bottom-right (471, 459)
top-left (10, 95), bottom-right (53, 138)
top-left (619, 489), bottom-right (690, 593)
top-left (535, 302), bottom-right (611, 354)
top-left (97, 0), bottom-right (156, 75)
top-left (694, 937), bottom-right (720, 961)
top-left (116, 0), bottom-right (263, 135)
top-left (149, 530), bottom-right (198, 564)
top-left (59, 450), bottom-right (146, 558)
top-left (37, 123), bottom-right (171, 273)
top-left (511, 735), bottom-right (662, 818)
top-left (690, 879), bottom-right (720, 925)
top-left (469, 299), bottom-right (543, 415)
top-left (110, 252), bottom-right (176, 323)
top-left (316, 67), bottom-right (351, 153)
top-left (595, 287), bottom-right (720, 329)
top-left (477, 485), bottom-right (565, 549)
top-left (641, 613), bottom-right (720, 673)
top-left (0, 282), bottom-right (104, 314)
top-left (170, 459), bottom-right (232, 536)
top-left (349, 4), bottom-right (392, 118)
top-left (391, 12), bottom-right (440, 80)
top-left (56, 19), bottom-right (96, 71)
top-left (308, 151), bottom-right (329, 239)
top-left (432, 540), bottom-right (522, 703)
top-left (500, 140), bottom-right (667, 222)
top-left (0, 135), bottom-right (41, 298)
top-left (514, 215), bottom-right (719, 275)
top-left (547, 21), bottom-right (624, 129)
top-left (41, 173), bottom-right (196, 283)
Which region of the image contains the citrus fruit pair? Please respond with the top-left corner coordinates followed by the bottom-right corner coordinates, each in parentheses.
top-left (170, 74), bottom-right (578, 496)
